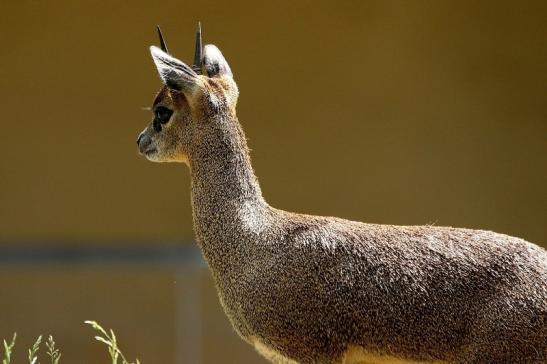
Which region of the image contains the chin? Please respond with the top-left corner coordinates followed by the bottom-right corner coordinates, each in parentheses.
top-left (145, 155), bottom-right (162, 162)
top-left (145, 152), bottom-right (187, 164)
top-left (140, 150), bottom-right (162, 162)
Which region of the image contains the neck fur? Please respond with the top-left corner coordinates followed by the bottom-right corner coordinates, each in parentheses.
top-left (188, 113), bottom-right (267, 257)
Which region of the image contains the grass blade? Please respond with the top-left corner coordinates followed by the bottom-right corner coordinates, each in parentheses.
top-left (2, 333), bottom-right (16, 364)
top-left (28, 335), bottom-right (42, 364)
top-left (45, 335), bottom-right (61, 364)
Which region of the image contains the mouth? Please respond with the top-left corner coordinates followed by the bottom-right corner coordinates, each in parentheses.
top-left (143, 147), bottom-right (157, 156)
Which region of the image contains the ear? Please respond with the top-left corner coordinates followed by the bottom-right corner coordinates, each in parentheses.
top-left (150, 46), bottom-right (198, 92)
top-left (203, 44), bottom-right (233, 78)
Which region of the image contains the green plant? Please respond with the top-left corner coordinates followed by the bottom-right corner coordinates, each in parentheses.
top-left (85, 321), bottom-right (140, 364)
top-left (2, 333), bottom-right (16, 364)
top-left (1, 321), bottom-right (138, 364)
top-left (46, 335), bottom-right (61, 364)
top-left (28, 335), bottom-right (42, 364)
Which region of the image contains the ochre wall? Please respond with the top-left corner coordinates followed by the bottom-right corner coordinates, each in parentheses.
top-left (0, 1), bottom-right (545, 363)
top-left (0, 0), bottom-right (545, 244)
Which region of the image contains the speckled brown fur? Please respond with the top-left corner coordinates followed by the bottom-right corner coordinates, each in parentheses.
top-left (138, 43), bottom-right (547, 364)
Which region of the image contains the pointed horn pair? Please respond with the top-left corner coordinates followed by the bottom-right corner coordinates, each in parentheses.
top-left (156, 23), bottom-right (203, 75)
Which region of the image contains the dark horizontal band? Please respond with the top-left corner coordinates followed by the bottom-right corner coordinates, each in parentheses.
top-left (0, 242), bottom-right (204, 267)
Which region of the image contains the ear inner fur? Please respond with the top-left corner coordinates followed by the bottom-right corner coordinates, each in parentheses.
top-left (203, 44), bottom-right (233, 78)
top-left (150, 46), bottom-right (198, 93)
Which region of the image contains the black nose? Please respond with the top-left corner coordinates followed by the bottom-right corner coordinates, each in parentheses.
top-left (137, 133), bottom-right (152, 154)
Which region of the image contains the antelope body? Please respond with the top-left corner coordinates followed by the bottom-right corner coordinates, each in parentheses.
top-left (137, 26), bottom-right (547, 363)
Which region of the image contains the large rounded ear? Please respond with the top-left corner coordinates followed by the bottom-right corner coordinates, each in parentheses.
top-left (150, 46), bottom-right (198, 93)
top-left (203, 44), bottom-right (233, 78)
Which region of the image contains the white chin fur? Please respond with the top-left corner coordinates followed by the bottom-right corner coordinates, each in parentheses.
top-left (146, 153), bottom-right (187, 164)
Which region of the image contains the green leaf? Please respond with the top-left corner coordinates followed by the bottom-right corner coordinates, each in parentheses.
top-left (2, 333), bottom-right (16, 364)
top-left (94, 336), bottom-right (112, 346)
top-left (45, 335), bottom-right (61, 364)
top-left (85, 321), bottom-right (139, 364)
top-left (84, 321), bottom-right (109, 337)
top-left (28, 335), bottom-right (42, 364)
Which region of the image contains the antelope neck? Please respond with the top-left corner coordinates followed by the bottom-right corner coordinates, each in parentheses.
top-left (188, 116), bottom-right (268, 239)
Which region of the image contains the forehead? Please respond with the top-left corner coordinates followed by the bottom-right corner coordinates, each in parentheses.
top-left (152, 87), bottom-right (186, 107)
top-left (152, 87), bottom-right (170, 106)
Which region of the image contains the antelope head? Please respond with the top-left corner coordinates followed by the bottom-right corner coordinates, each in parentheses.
top-left (137, 24), bottom-right (238, 164)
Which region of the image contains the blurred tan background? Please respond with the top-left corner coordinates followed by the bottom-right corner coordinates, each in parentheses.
top-left (0, 0), bottom-right (545, 363)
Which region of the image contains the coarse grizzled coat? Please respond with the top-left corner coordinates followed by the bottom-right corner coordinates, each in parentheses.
top-left (137, 28), bottom-right (547, 364)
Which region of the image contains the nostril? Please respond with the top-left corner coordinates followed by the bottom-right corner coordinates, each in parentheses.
top-left (138, 134), bottom-right (153, 154)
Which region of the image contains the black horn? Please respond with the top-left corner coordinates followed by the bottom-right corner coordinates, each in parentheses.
top-left (156, 25), bottom-right (169, 53)
top-left (192, 22), bottom-right (202, 74)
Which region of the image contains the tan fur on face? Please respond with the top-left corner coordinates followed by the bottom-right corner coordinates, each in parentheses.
top-left (139, 87), bottom-right (193, 163)
top-left (140, 76), bottom-right (238, 164)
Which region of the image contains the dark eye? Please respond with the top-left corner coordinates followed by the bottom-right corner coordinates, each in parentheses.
top-left (155, 106), bottom-right (173, 124)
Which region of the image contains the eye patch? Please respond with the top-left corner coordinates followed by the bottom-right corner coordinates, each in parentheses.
top-left (155, 106), bottom-right (173, 123)
top-left (153, 106), bottom-right (173, 131)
